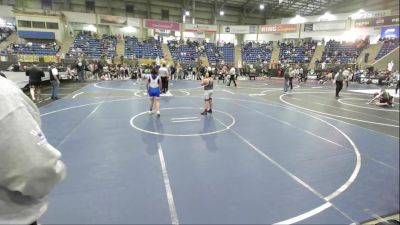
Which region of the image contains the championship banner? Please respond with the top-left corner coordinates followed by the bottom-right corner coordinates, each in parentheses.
top-left (144, 19), bottom-right (180, 31)
top-left (184, 24), bottom-right (218, 33)
top-left (221, 25), bottom-right (257, 34)
top-left (355, 15), bottom-right (399, 28)
top-left (259, 24), bottom-right (297, 33)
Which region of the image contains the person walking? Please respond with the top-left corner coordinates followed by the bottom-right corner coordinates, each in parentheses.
top-left (146, 68), bottom-right (162, 116)
top-left (26, 64), bottom-right (45, 102)
top-left (227, 66), bottom-right (237, 87)
top-left (0, 75), bottom-right (66, 225)
top-left (200, 72), bottom-right (214, 115)
top-left (49, 63), bottom-right (60, 100)
top-left (333, 69), bottom-right (346, 98)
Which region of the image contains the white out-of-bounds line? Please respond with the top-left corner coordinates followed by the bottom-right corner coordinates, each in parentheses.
top-left (179, 90), bottom-right (190, 96)
top-left (275, 202), bottom-right (333, 225)
top-left (221, 89), bottom-right (235, 94)
top-left (157, 143), bottom-right (179, 225)
top-left (338, 98), bottom-right (399, 112)
top-left (280, 93), bottom-right (400, 128)
top-left (212, 117), bottom-right (333, 223)
top-left (134, 91), bottom-right (142, 97)
top-left (215, 103), bottom-right (359, 223)
top-left (72, 92), bottom-right (84, 99)
top-left (56, 102), bottom-right (103, 147)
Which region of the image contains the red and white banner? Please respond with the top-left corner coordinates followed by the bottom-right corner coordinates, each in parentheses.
top-left (144, 19), bottom-right (180, 31)
top-left (259, 24), bottom-right (297, 33)
top-left (184, 24), bottom-right (217, 33)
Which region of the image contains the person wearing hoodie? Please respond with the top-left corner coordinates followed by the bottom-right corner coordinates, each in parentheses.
top-left (0, 75), bottom-right (66, 225)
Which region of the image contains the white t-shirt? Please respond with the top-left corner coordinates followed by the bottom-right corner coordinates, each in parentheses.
top-left (51, 68), bottom-right (58, 76)
top-left (0, 77), bottom-right (66, 224)
top-left (229, 67), bottom-right (236, 75)
top-left (159, 67), bottom-right (169, 77)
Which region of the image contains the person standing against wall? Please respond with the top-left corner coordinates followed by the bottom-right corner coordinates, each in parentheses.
top-left (0, 75), bottom-right (66, 225)
top-left (333, 69), bottom-right (345, 98)
top-left (49, 63), bottom-right (60, 100)
top-left (26, 64), bottom-right (45, 102)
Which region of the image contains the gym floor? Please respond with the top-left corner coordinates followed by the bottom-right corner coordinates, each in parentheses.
top-left (37, 79), bottom-right (399, 224)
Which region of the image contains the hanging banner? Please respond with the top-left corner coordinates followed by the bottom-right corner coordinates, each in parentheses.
top-left (259, 24), bottom-right (297, 33)
top-left (355, 15), bottom-right (399, 28)
top-left (184, 24), bottom-right (218, 33)
top-left (303, 21), bottom-right (346, 31)
top-left (127, 18), bottom-right (141, 27)
top-left (313, 20), bottom-right (346, 31)
top-left (144, 19), bottom-right (180, 31)
top-left (99, 15), bottom-right (127, 25)
top-left (221, 25), bottom-right (257, 34)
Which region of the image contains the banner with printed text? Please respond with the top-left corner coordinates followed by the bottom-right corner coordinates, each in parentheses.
top-left (259, 24), bottom-right (297, 33)
top-left (144, 19), bottom-right (180, 31)
top-left (355, 15), bottom-right (399, 28)
top-left (221, 25), bottom-right (257, 34)
top-left (184, 24), bottom-right (218, 33)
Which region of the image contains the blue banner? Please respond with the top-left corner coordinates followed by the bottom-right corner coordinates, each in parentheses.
top-left (380, 26), bottom-right (399, 38)
top-left (18, 31), bottom-right (55, 39)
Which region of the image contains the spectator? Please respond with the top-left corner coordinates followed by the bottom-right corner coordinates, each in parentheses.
top-left (0, 75), bottom-right (66, 225)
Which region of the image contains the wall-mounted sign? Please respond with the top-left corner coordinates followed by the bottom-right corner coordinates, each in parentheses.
top-left (355, 15), bottom-right (399, 28)
top-left (144, 19), bottom-right (180, 31)
top-left (221, 25), bottom-right (257, 34)
top-left (259, 24), bottom-right (297, 33)
top-left (99, 15), bottom-right (127, 25)
top-left (184, 24), bottom-right (218, 33)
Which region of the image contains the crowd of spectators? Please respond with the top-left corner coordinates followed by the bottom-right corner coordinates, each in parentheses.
top-left (279, 40), bottom-right (317, 64)
top-left (241, 41), bottom-right (273, 64)
top-left (320, 38), bottom-right (368, 64)
top-left (375, 37), bottom-right (399, 60)
top-left (66, 31), bottom-right (116, 58)
top-left (125, 36), bottom-right (163, 59)
top-left (4, 41), bottom-right (60, 55)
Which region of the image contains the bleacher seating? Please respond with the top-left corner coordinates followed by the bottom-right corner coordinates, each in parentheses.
top-left (242, 41), bottom-right (273, 64)
top-left (321, 39), bottom-right (365, 64)
top-left (12, 42), bottom-right (60, 56)
top-left (279, 41), bottom-right (316, 64)
top-left (66, 32), bottom-right (116, 58)
top-left (375, 38), bottom-right (399, 60)
top-left (168, 40), bottom-right (198, 63)
top-left (124, 36), bottom-right (163, 59)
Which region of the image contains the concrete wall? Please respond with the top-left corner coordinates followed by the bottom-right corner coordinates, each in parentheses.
top-left (15, 14), bottom-right (65, 42)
